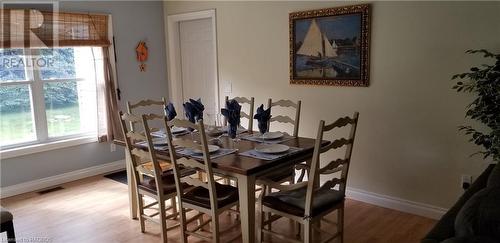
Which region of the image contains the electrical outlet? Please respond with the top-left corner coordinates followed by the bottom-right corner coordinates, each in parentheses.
top-left (110, 143), bottom-right (116, 152)
top-left (461, 175), bottom-right (472, 190)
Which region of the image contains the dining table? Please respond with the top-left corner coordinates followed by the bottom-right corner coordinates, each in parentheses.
top-left (115, 130), bottom-right (327, 243)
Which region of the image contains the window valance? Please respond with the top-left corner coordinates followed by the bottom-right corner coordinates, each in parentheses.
top-left (1, 9), bottom-right (110, 48)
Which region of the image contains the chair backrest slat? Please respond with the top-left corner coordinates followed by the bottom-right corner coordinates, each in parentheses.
top-left (130, 147), bottom-right (151, 161)
top-left (269, 115), bottom-right (296, 125)
top-left (164, 118), bottom-right (221, 212)
top-left (126, 131), bottom-right (147, 142)
top-left (126, 97), bottom-right (166, 132)
top-left (303, 112), bottom-right (359, 217)
top-left (320, 138), bottom-right (354, 153)
top-left (267, 99), bottom-right (301, 137)
top-left (224, 96), bottom-right (255, 132)
top-left (128, 98), bottom-right (166, 109)
top-left (318, 158), bottom-right (348, 174)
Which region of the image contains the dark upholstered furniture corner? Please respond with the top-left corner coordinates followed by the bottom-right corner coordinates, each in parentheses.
top-left (422, 163), bottom-right (498, 243)
top-left (0, 206), bottom-right (15, 243)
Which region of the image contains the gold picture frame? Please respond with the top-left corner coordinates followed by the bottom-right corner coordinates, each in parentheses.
top-left (289, 4), bottom-right (371, 86)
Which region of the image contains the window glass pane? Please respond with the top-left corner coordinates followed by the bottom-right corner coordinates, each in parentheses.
top-left (0, 49), bottom-right (27, 82)
top-left (45, 80), bottom-right (97, 138)
top-left (39, 48), bottom-right (77, 80)
top-left (0, 85), bottom-right (36, 146)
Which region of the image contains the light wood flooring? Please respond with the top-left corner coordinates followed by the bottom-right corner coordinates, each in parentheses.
top-left (1, 174), bottom-right (436, 243)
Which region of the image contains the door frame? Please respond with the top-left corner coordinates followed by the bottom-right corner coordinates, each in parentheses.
top-left (166, 9), bottom-right (220, 114)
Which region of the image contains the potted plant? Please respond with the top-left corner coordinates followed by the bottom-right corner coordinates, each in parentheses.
top-left (452, 49), bottom-right (499, 163)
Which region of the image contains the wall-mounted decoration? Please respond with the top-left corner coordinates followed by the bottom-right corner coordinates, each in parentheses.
top-left (289, 4), bottom-right (371, 86)
top-left (136, 41), bottom-right (148, 72)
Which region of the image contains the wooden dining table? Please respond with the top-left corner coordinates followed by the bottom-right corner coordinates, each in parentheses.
top-left (115, 132), bottom-right (326, 243)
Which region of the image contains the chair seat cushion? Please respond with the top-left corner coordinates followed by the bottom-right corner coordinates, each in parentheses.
top-left (0, 207), bottom-right (13, 224)
top-left (183, 183), bottom-right (239, 209)
top-left (262, 184), bottom-right (344, 217)
top-left (138, 168), bottom-right (195, 195)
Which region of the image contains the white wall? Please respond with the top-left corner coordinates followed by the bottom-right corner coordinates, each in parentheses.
top-left (164, 1), bottom-right (500, 208)
top-left (1, 1), bottom-right (168, 187)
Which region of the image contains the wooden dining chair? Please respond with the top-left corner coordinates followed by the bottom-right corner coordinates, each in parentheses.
top-left (257, 98), bottom-right (302, 205)
top-left (165, 118), bottom-right (241, 243)
top-left (224, 96), bottom-right (255, 132)
top-left (257, 112), bottom-right (359, 243)
top-left (126, 98), bottom-right (171, 173)
top-left (119, 111), bottom-right (182, 243)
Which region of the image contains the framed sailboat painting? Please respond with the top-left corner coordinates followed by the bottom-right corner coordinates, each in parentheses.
top-left (290, 4), bottom-right (370, 86)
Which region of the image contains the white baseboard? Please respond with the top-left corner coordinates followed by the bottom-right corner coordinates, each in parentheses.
top-left (1, 161), bottom-right (448, 220)
top-left (346, 187), bottom-right (448, 220)
top-left (0, 160), bottom-right (125, 199)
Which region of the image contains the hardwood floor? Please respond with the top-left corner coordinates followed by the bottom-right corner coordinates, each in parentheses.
top-left (1, 174), bottom-right (435, 243)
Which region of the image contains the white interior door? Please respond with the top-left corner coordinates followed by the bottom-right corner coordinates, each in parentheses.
top-left (178, 18), bottom-right (218, 119)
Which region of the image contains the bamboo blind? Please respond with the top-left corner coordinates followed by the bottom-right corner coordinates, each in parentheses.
top-left (1, 9), bottom-right (110, 48)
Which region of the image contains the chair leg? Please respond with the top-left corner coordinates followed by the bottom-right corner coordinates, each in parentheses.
top-left (234, 180), bottom-right (240, 220)
top-left (3, 221), bottom-right (15, 243)
top-left (257, 200), bottom-right (263, 243)
top-left (179, 208), bottom-right (188, 243)
top-left (295, 221), bottom-right (301, 239)
top-left (338, 207), bottom-right (344, 243)
top-left (171, 196), bottom-right (178, 218)
top-left (264, 185), bottom-right (272, 230)
top-left (137, 194), bottom-right (145, 233)
top-left (303, 221), bottom-right (312, 243)
top-left (158, 200), bottom-right (168, 243)
top-left (212, 214), bottom-right (220, 243)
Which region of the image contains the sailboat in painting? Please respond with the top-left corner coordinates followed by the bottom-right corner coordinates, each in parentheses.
top-left (293, 15), bottom-right (362, 79)
top-left (297, 19), bottom-right (338, 60)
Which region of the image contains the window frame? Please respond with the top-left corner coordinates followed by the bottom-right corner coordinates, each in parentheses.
top-left (0, 48), bottom-right (99, 151)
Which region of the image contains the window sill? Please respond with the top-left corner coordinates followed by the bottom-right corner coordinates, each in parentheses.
top-left (0, 136), bottom-right (98, 160)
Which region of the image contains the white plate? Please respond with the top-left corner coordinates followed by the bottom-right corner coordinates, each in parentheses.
top-left (152, 138), bottom-right (169, 146)
top-left (171, 126), bottom-right (187, 134)
top-left (192, 145), bottom-right (220, 154)
top-left (255, 144), bottom-right (289, 154)
top-left (260, 132), bottom-right (283, 140)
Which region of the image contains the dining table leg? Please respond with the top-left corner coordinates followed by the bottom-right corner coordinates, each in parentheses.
top-left (125, 151), bottom-right (138, 219)
top-left (235, 174), bottom-right (256, 243)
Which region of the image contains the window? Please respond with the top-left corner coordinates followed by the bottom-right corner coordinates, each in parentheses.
top-left (0, 47), bottom-right (102, 149)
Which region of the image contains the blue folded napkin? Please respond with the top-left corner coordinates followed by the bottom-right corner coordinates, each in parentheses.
top-left (183, 98), bottom-right (204, 124)
top-left (183, 102), bottom-right (197, 124)
top-left (189, 98), bottom-right (204, 120)
top-left (165, 102), bottom-right (177, 121)
top-left (221, 99), bottom-right (241, 138)
top-left (253, 104), bottom-right (271, 134)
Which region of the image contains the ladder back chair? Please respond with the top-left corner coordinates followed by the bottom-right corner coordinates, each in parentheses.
top-left (126, 97), bottom-right (171, 173)
top-left (258, 99), bottom-right (302, 219)
top-left (257, 112), bottom-right (359, 243)
top-left (224, 96), bottom-right (255, 132)
top-left (119, 111), bottom-right (182, 243)
top-left (165, 118), bottom-right (241, 243)
top-left (267, 99), bottom-right (301, 137)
